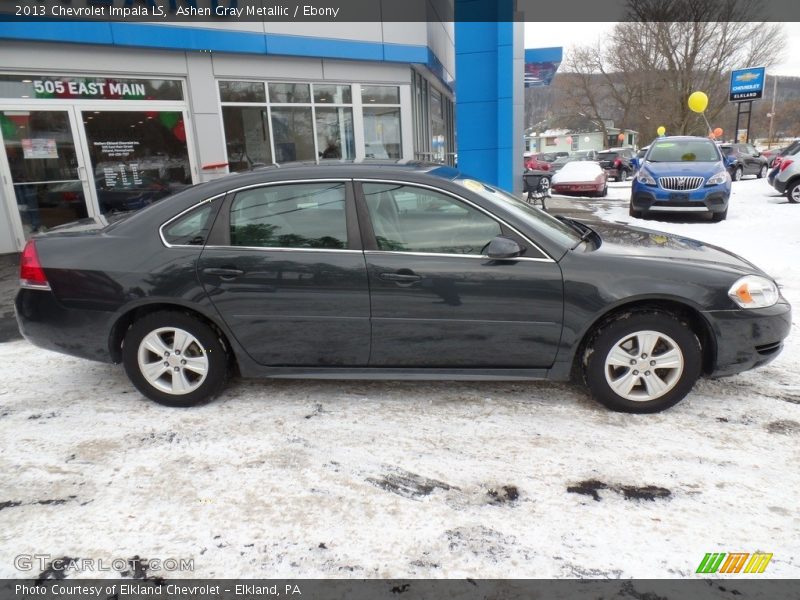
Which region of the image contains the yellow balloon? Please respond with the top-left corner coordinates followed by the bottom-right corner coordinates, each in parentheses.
top-left (688, 91), bottom-right (709, 113)
top-left (657, 126), bottom-right (666, 136)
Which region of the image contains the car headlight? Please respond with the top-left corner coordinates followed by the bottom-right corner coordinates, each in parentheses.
top-left (706, 170), bottom-right (730, 186)
top-left (637, 169), bottom-right (656, 185)
top-left (728, 275), bottom-right (779, 309)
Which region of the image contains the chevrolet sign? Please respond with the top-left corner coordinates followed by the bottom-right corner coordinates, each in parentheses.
top-left (729, 66), bottom-right (765, 102)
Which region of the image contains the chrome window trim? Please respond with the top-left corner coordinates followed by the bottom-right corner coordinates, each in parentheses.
top-left (158, 179), bottom-right (351, 249)
top-left (204, 245), bottom-right (361, 254)
top-left (159, 194), bottom-right (225, 249)
top-left (355, 178), bottom-right (555, 262)
top-left (364, 250), bottom-right (553, 263)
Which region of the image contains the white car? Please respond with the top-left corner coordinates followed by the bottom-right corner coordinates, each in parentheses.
top-left (551, 161), bottom-right (608, 197)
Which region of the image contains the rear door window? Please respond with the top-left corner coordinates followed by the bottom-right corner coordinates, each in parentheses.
top-left (229, 182), bottom-right (348, 249)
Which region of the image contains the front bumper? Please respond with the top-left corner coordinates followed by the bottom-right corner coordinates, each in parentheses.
top-left (15, 288), bottom-right (115, 364)
top-left (703, 300), bottom-right (792, 377)
top-left (553, 183), bottom-right (604, 194)
top-left (631, 186), bottom-right (729, 213)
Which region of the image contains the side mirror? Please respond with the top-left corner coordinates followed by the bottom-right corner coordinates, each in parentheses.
top-left (485, 236), bottom-right (522, 259)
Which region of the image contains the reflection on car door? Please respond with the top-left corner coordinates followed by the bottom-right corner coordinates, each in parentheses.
top-left (356, 181), bottom-right (564, 368)
top-left (197, 180), bottom-right (371, 366)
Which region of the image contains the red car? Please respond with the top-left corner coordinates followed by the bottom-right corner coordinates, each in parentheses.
top-left (551, 161), bottom-right (608, 197)
top-left (524, 153), bottom-right (552, 171)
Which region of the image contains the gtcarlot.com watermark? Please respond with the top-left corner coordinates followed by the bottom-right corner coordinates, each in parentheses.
top-left (14, 554), bottom-right (194, 573)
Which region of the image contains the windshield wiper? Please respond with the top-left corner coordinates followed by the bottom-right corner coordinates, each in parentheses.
top-left (555, 215), bottom-right (596, 246)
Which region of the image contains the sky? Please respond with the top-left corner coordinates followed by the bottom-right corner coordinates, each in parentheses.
top-left (524, 22), bottom-right (800, 77)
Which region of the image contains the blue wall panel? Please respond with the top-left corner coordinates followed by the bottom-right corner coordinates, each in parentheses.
top-left (455, 11), bottom-right (517, 191)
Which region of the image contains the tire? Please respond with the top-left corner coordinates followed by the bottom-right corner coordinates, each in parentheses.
top-left (122, 311), bottom-right (229, 407)
top-left (733, 166), bottom-right (743, 182)
top-left (757, 165), bottom-right (768, 179)
top-left (711, 208), bottom-right (728, 222)
top-left (629, 204), bottom-right (643, 218)
top-left (583, 312), bottom-right (702, 413)
top-left (787, 181), bottom-right (800, 204)
top-left (617, 169), bottom-right (628, 183)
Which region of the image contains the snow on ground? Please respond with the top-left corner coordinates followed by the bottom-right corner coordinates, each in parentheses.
top-left (0, 177), bottom-right (798, 580)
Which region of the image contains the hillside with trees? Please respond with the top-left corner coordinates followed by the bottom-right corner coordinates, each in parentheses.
top-left (525, 0), bottom-right (797, 146)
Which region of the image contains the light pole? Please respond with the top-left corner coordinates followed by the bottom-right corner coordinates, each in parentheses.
top-left (767, 75), bottom-right (778, 148)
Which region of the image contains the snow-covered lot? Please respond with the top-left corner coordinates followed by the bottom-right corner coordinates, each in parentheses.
top-left (0, 178), bottom-right (798, 579)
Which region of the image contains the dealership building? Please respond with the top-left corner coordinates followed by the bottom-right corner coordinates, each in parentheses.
top-left (0, 13), bottom-right (528, 253)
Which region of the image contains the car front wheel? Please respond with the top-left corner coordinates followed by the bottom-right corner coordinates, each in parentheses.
top-left (584, 312), bottom-right (702, 413)
top-left (122, 311), bottom-right (229, 407)
top-left (732, 166), bottom-right (743, 181)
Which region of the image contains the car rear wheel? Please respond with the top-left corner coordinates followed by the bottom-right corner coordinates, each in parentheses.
top-left (122, 311), bottom-right (229, 407)
top-left (584, 313), bottom-right (702, 413)
top-left (710, 208), bottom-right (728, 222)
top-left (787, 181), bottom-right (800, 204)
top-left (757, 165), bottom-right (768, 178)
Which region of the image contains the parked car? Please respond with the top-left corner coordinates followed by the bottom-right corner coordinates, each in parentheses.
top-left (524, 152), bottom-right (553, 171)
top-left (551, 161), bottom-right (608, 196)
top-left (570, 149), bottom-right (599, 161)
top-left (16, 162), bottom-right (790, 413)
top-left (631, 136), bottom-right (731, 221)
top-left (767, 144), bottom-right (800, 203)
top-left (597, 148), bottom-right (635, 181)
top-left (719, 143), bottom-right (769, 181)
top-left (548, 155), bottom-right (578, 173)
top-left (631, 146), bottom-right (650, 172)
top-left (761, 146), bottom-right (786, 167)
top-left (769, 139), bottom-right (800, 170)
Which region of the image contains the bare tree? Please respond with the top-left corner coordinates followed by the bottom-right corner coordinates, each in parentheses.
top-left (556, 0), bottom-right (786, 144)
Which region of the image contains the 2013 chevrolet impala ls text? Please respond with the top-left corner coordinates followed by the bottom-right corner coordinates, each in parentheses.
top-left (15, 162), bottom-right (791, 413)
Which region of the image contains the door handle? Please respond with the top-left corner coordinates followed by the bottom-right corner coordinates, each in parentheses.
top-left (379, 272), bottom-right (422, 283)
top-left (203, 267), bottom-right (244, 280)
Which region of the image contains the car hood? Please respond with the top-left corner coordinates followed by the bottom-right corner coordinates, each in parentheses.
top-left (641, 160), bottom-right (725, 176)
top-left (586, 220), bottom-right (765, 275)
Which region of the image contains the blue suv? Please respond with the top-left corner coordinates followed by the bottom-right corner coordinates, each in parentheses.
top-left (630, 136), bottom-right (732, 222)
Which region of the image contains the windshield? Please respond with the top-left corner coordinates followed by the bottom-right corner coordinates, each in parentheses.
top-left (454, 178), bottom-right (582, 247)
top-left (647, 139), bottom-right (721, 162)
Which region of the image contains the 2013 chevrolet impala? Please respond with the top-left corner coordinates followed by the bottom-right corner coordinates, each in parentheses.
top-left (15, 162), bottom-right (791, 413)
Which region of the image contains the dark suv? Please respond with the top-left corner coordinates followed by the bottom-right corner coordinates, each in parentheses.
top-left (719, 143), bottom-right (769, 181)
top-left (597, 148), bottom-right (635, 181)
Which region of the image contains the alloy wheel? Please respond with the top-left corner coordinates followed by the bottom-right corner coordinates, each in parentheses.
top-left (603, 330), bottom-right (684, 401)
top-left (137, 327), bottom-right (209, 395)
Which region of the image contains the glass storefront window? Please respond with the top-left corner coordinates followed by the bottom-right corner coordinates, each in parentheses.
top-left (1, 110), bottom-right (88, 235)
top-left (271, 107), bottom-right (315, 162)
top-left (268, 83), bottom-right (311, 104)
top-left (315, 107), bottom-right (355, 159)
top-left (363, 107), bottom-right (401, 159)
top-left (361, 85), bottom-right (400, 105)
top-left (222, 106), bottom-right (272, 171)
top-left (313, 85), bottom-right (351, 104)
top-left (219, 81), bottom-right (266, 103)
top-left (82, 110), bottom-right (192, 214)
top-left (0, 75), bottom-right (183, 101)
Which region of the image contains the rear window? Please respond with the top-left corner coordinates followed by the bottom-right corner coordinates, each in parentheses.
top-left (162, 202), bottom-right (215, 246)
top-left (647, 140), bottom-right (721, 162)
top-left (598, 152), bottom-right (619, 160)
